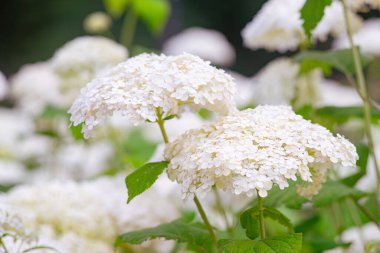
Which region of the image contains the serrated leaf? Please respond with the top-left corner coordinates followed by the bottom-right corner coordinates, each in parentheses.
top-left (132, 0), bottom-right (170, 33)
top-left (219, 233), bottom-right (302, 253)
top-left (341, 144), bottom-right (369, 187)
top-left (104, 0), bottom-right (131, 17)
top-left (312, 181), bottom-right (367, 207)
top-left (241, 207), bottom-right (294, 240)
top-left (300, 0), bottom-right (332, 41)
top-left (115, 217), bottom-right (212, 248)
top-left (294, 49), bottom-right (370, 75)
top-left (125, 161), bottom-right (168, 203)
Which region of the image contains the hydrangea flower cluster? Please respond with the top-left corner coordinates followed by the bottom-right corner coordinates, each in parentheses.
top-left (1, 176), bottom-right (179, 253)
top-left (51, 36), bottom-right (128, 103)
top-left (241, 0), bottom-right (362, 52)
top-left (69, 53), bottom-right (237, 138)
top-left (252, 58), bottom-right (322, 107)
top-left (164, 106), bottom-right (358, 199)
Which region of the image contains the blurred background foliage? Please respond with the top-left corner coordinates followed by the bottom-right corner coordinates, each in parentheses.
top-left (0, 0), bottom-right (284, 77)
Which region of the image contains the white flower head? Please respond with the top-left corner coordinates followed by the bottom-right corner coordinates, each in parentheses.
top-left (51, 36), bottom-right (128, 104)
top-left (164, 106), bottom-right (358, 199)
top-left (334, 19), bottom-right (380, 57)
top-left (11, 62), bottom-right (63, 115)
top-left (69, 53), bottom-right (237, 138)
top-left (163, 27), bottom-right (236, 66)
top-left (83, 12), bottom-right (112, 34)
top-left (251, 58), bottom-right (321, 107)
top-left (0, 71), bottom-right (9, 100)
top-left (241, 0), bottom-right (362, 52)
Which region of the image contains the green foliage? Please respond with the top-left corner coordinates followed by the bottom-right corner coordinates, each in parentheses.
top-left (219, 233), bottom-right (302, 253)
top-left (263, 183), bottom-right (308, 209)
top-left (341, 144), bottom-right (369, 187)
top-left (104, 0), bottom-right (131, 17)
top-left (302, 238), bottom-right (351, 252)
top-left (69, 123), bottom-right (84, 141)
top-left (39, 105), bottom-right (68, 119)
top-left (123, 129), bottom-right (158, 168)
top-left (300, 0), bottom-right (332, 42)
top-left (125, 161), bottom-right (168, 203)
top-left (241, 206), bottom-right (294, 239)
top-left (298, 59), bottom-right (332, 76)
top-left (132, 0), bottom-right (170, 33)
top-left (294, 49), bottom-right (370, 75)
top-left (115, 215), bottom-right (212, 250)
top-left (315, 106), bottom-right (380, 124)
top-left (312, 181), bottom-right (367, 207)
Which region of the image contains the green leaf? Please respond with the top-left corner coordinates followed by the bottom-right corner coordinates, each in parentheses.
top-left (294, 49), bottom-right (370, 75)
top-left (219, 233), bottom-right (302, 253)
top-left (241, 207), bottom-right (294, 240)
top-left (315, 106), bottom-right (380, 124)
top-left (303, 238), bottom-right (351, 252)
top-left (39, 105), bottom-right (68, 119)
top-left (132, 0), bottom-right (170, 33)
top-left (341, 144), bottom-right (369, 187)
top-left (104, 0), bottom-right (131, 17)
top-left (69, 123), bottom-right (84, 141)
top-left (312, 181), bottom-right (367, 207)
top-left (123, 129), bottom-right (158, 168)
top-left (115, 216), bottom-right (212, 249)
top-left (300, 0), bottom-right (332, 41)
top-left (240, 207), bottom-right (260, 240)
top-left (263, 183), bottom-right (308, 209)
top-left (298, 59), bottom-right (332, 75)
top-left (125, 161), bottom-right (168, 203)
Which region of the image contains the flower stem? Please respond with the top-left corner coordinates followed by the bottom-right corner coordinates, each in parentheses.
top-left (155, 108), bottom-right (220, 251)
top-left (194, 195), bottom-right (220, 251)
top-left (342, 0), bottom-right (380, 205)
top-left (256, 191), bottom-right (266, 239)
top-left (120, 9), bottom-right (137, 48)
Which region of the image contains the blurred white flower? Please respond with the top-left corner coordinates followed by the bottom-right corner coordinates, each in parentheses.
top-left (228, 71), bottom-right (254, 108)
top-left (251, 58), bottom-right (321, 107)
top-left (0, 161), bottom-right (27, 185)
top-left (0, 71), bottom-right (9, 100)
top-left (83, 12), bottom-right (112, 34)
top-left (324, 223), bottom-right (380, 253)
top-left (334, 19), bottom-right (380, 57)
top-left (241, 0), bottom-right (362, 52)
top-left (2, 176), bottom-right (179, 253)
top-left (318, 79), bottom-right (362, 107)
top-left (69, 53), bottom-right (237, 138)
top-left (51, 36), bottom-right (128, 105)
top-left (11, 62), bottom-right (63, 115)
top-left (165, 106), bottom-right (358, 199)
top-left (346, 0), bottom-right (380, 11)
top-left (163, 27), bottom-right (236, 66)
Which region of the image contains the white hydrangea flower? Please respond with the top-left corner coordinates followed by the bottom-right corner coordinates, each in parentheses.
top-left (51, 36), bottom-right (128, 104)
top-left (0, 71), bottom-right (9, 100)
top-left (251, 58), bottom-right (321, 107)
top-left (0, 160), bottom-right (27, 185)
top-left (241, 0), bottom-right (362, 52)
top-left (318, 79), bottom-right (362, 107)
top-left (162, 27), bottom-right (236, 66)
top-left (11, 62), bottom-right (63, 115)
top-left (69, 53), bottom-right (237, 138)
top-left (334, 19), bottom-right (380, 57)
top-left (164, 106), bottom-right (358, 199)
top-left (83, 12), bottom-right (112, 34)
top-left (1, 176), bottom-right (180, 253)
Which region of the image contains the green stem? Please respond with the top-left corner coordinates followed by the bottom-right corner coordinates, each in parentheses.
top-left (155, 108), bottom-right (220, 251)
top-left (213, 187), bottom-right (234, 238)
top-left (342, 0), bottom-right (380, 205)
top-left (256, 191), bottom-right (266, 239)
top-left (120, 9), bottom-right (137, 48)
top-left (194, 195), bottom-right (220, 251)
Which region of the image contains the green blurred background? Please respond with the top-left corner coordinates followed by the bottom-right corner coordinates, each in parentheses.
top-left (0, 0), bottom-right (283, 77)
